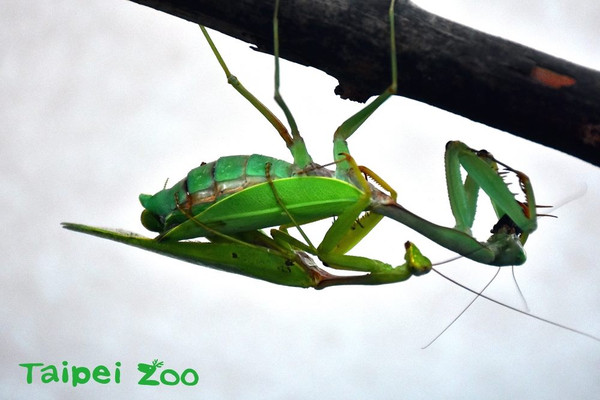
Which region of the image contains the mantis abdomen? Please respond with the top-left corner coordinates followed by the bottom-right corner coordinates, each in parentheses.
top-left (139, 154), bottom-right (297, 232)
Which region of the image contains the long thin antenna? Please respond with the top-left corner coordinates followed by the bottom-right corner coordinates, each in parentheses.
top-left (430, 268), bottom-right (600, 343)
top-left (511, 266), bottom-right (529, 312)
top-left (422, 268), bottom-right (500, 349)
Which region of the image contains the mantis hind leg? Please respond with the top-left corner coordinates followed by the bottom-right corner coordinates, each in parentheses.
top-left (272, 0), bottom-right (313, 168)
top-left (198, 2), bottom-right (313, 169)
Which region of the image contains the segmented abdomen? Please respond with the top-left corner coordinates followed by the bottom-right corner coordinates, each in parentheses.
top-left (187, 154), bottom-right (296, 205)
top-left (139, 154), bottom-right (298, 230)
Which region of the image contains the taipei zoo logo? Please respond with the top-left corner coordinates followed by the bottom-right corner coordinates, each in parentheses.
top-left (19, 359), bottom-right (199, 387)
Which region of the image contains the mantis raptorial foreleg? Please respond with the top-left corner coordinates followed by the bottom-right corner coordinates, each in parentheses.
top-left (445, 141), bottom-right (537, 241)
top-left (371, 141), bottom-right (537, 266)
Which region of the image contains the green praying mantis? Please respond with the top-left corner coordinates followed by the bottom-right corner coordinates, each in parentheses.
top-left (63, 0), bottom-right (538, 290)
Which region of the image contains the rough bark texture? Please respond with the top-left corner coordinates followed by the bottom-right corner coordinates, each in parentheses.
top-left (128, 0), bottom-right (600, 167)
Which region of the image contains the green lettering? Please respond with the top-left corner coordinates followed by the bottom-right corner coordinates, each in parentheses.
top-left (160, 369), bottom-right (180, 386)
top-left (71, 366), bottom-right (91, 387)
top-left (19, 363), bottom-right (43, 384)
top-left (20, 361), bottom-right (123, 386)
top-left (181, 368), bottom-right (199, 386)
top-left (61, 361), bottom-right (68, 383)
top-left (41, 364), bottom-right (59, 383)
top-left (114, 362), bottom-right (121, 384)
top-left (93, 365), bottom-right (110, 384)
top-left (137, 364), bottom-right (159, 386)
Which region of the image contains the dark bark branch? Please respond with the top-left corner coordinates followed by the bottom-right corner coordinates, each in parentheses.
top-left (128, 0), bottom-right (600, 167)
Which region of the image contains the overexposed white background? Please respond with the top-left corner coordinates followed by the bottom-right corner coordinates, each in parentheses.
top-left (2, 0), bottom-right (599, 398)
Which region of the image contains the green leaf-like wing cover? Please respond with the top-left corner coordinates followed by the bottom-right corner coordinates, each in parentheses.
top-left (161, 176), bottom-right (362, 241)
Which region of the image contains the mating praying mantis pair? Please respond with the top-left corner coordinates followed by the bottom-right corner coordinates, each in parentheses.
top-left (64, 0), bottom-right (535, 287)
top-left (63, 0), bottom-right (598, 340)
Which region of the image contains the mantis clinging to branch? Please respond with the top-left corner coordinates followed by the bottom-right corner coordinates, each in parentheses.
top-left (64, 0), bottom-right (537, 289)
top-left (61, 0), bottom-right (600, 343)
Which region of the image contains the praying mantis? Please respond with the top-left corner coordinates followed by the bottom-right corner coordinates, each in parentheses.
top-left (63, 0), bottom-right (537, 289)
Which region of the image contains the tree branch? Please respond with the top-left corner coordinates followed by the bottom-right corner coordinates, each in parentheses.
top-left (128, 0), bottom-right (600, 167)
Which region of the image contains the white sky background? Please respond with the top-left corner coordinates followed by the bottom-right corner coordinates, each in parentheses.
top-left (2, 0), bottom-right (600, 398)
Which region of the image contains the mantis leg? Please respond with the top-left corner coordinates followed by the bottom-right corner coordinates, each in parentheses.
top-left (271, 0), bottom-right (313, 168)
top-left (445, 141), bottom-right (537, 241)
top-left (316, 241), bottom-right (431, 288)
top-left (199, 12), bottom-right (313, 169)
top-left (269, 224), bottom-right (431, 287)
top-left (265, 154), bottom-right (432, 284)
top-left (370, 142), bottom-right (537, 266)
top-left (316, 153), bottom-right (394, 254)
top-left (306, 0), bottom-right (403, 274)
top-left (333, 0), bottom-right (398, 178)
top-left (315, 155), bottom-right (431, 280)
